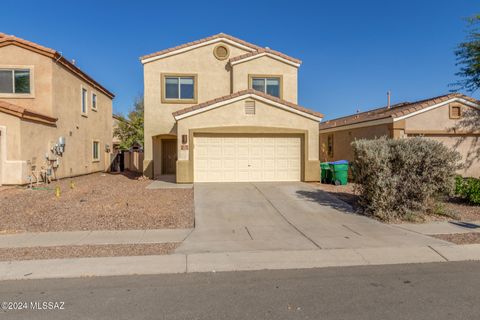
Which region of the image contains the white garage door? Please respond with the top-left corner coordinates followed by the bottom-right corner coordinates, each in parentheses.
top-left (194, 136), bottom-right (301, 182)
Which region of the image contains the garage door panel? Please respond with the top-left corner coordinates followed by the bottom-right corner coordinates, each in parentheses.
top-left (194, 136), bottom-right (301, 182)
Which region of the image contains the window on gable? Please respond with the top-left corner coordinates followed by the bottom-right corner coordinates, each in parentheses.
top-left (0, 69), bottom-right (31, 94)
top-left (163, 75), bottom-right (196, 102)
top-left (450, 105), bottom-right (462, 119)
top-left (251, 76), bottom-right (281, 98)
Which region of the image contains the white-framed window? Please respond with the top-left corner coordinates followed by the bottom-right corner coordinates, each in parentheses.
top-left (92, 140), bottom-right (100, 161)
top-left (81, 86), bottom-right (88, 115)
top-left (251, 77), bottom-right (281, 98)
top-left (92, 92), bottom-right (97, 111)
top-left (0, 68), bottom-right (31, 94)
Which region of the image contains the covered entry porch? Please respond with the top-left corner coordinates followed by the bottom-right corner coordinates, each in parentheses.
top-left (152, 134), bottom-right (178, 180)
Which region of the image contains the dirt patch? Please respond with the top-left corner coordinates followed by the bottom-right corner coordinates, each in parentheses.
top-left (311, 182), bottom-right (480, 223)
top-left (0, 243), bottom-right (179, 261)
top-left (442, 198), bottom-right (480, 222)
top-left (433, 233), bottom-right (480, 245)
top-left (311, 183), bottom-right (360, 211)
top-left (0, 172), bottom-right (194, 233)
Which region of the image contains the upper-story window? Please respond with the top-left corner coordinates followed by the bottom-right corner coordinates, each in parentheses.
top-left (0, 69), bottom-right (31, 94)
top-left (250, 76), bottom-right (281, 98)
top-left (162, 74), bottom-right (197, 103)
top-left (92, 92), bottom-right (97, 111)
top-left (81, 86), bottom-right (88, 115)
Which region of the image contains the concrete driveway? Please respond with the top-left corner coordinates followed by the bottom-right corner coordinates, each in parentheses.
top-left (176, 182), bottom-right (446, 253)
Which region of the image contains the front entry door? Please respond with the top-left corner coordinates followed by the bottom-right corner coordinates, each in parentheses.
top-left (162, 140), bottom-right (177, 174)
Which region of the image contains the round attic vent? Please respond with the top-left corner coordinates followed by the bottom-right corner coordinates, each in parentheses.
top-left (213, 44), bottom-right (229, 60)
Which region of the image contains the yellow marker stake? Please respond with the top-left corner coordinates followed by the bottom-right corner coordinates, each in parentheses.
top-left (70, 181), bottom-right (75, 189)
top-left (55, 186), bottom-right (61, 198)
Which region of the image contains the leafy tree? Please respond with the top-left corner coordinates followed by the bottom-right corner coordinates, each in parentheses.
top-left (452, 15), bottom-right (480, 92)
top-left (114, 96), bottom-right (144, 150)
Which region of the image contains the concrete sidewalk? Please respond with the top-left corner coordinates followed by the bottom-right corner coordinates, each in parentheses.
top-left (0, 229), bottom-right (193, 248)
top-left (1, 244), bottom-right (480, 281)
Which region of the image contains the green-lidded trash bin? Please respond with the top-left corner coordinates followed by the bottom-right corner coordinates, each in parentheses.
top-left (329, 160), bottom-right (349, 185)
top-left (320, 162), bottom-right (331, 183)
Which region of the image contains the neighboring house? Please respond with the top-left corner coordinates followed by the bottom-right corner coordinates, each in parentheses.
top-left (319, 93), bottom-right (480, 177)
top-left (0, 33), bottom-right (114, 185)
top-left (141, 33), bottom-right (324, 183)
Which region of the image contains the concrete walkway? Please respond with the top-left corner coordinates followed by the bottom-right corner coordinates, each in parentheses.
top-left (0, 229), bottom-right (192, 248)
top-left (1, 244), bottom-right (480, 281)
top-left (176, 182), bottom-right (447, 253)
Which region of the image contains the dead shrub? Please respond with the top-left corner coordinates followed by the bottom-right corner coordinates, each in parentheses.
top-left (351, 137), bottom-right (461, 221)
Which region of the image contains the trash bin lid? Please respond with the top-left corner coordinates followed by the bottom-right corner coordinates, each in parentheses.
top-left (329, 160), bottom-right (349, 165)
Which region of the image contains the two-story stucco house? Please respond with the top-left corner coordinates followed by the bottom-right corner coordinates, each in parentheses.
top-left (141, 33), bottom-right (324, 183)
top-left (319, 93), bottom-right (480, 177)
top-left (0, 33), bottom-right (114, 185)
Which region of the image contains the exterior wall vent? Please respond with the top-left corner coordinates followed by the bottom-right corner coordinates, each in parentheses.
top-left (245, 100), bottom-right (255, 115)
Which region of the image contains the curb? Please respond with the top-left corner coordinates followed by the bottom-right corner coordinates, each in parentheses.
top-left (1, 244), bottom-right (480, 281)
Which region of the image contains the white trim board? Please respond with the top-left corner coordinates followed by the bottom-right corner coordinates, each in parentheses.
top-left (141, 38), bottom-right (257, 64)
top-left (174, 93), bottom-right (323, 122)
top-left (319, 118), bottom-right (393, 133)
top-left (393, 98), bottom-right (480, 122)
top-left (230, 52), bottom-right (301, 68)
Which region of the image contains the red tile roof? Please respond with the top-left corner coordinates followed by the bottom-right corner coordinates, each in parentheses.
top-left (0, 100), bottom-right (57, 125)
top-left (318, 93), bottom-right (479, 130)
top-left (0, 32), bottom-right (114, 99)
top-left (172, 89), bottom-right (324, 119)
top-left (140, 33), bottom-right (301, 65)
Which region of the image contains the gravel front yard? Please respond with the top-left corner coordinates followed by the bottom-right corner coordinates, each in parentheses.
top-left (433, 233), bottom-right (480, 245)
top-left (0, 243), bottom-right (179, 261)
top-left (0, 172), bottom-right (194, 233)
top-left (312, 182), bottom-right (480, 223)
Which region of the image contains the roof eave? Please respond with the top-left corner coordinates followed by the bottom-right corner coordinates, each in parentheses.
top-left (173, 91), bottom-right (323, 122)
top-left (229, 52), bottom-right (301, 68)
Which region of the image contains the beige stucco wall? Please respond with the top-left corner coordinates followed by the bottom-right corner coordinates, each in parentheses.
top-left (319, 123), bottom-right (392, 163)
top-left (0, 45), bottom-right (113, 185)
top-left (175, 97), bottom-right (320, 182)
top-left (416, 135), bottom-right (479, 178)
top-left (405, 102), bottom-right (476, 132)
top-left (0, 113), bottom-right (28, 184)
top-left (0, 45), bottom-right (53, 116)
top-left (231, 55), bottom-right (298, 103)
top-left (143, 42), bottom-right (251, 173)
top-left (405, 101), bottom-right (480, 178)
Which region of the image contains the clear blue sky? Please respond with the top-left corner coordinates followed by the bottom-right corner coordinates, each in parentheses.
top-left (2, 0), bottom-right (478, 119)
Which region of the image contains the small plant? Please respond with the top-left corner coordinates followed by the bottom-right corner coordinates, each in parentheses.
top-left (351, 137), bottom-right (461, 221)
top-left (456, 176), bottom-right (480, 205)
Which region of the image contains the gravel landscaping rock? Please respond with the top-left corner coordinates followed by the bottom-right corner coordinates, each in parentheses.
top-left (433, 233), bottom-right (480, 245)
top-left (0, 243), bottom-right (179, 261)
top-left (312, 182), bottom-right (480, 223)
top-left (0, 172), bottom-right (194, 233)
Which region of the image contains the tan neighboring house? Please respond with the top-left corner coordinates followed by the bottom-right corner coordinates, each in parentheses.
top-left (141, 33), bottom-right (324, 183)
top-left (319, 93), bottom-right (480, 177)
top-left (0, 33), bottom-right (114, 185)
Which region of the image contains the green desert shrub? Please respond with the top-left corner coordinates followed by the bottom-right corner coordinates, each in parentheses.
top-left (351, 137), bottom-right (461, 221)
top-left (455, 176), bottom-right (480, 205)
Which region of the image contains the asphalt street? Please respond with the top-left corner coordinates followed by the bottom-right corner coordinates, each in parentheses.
top-left (0, 261), bottom-right (479, 319)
